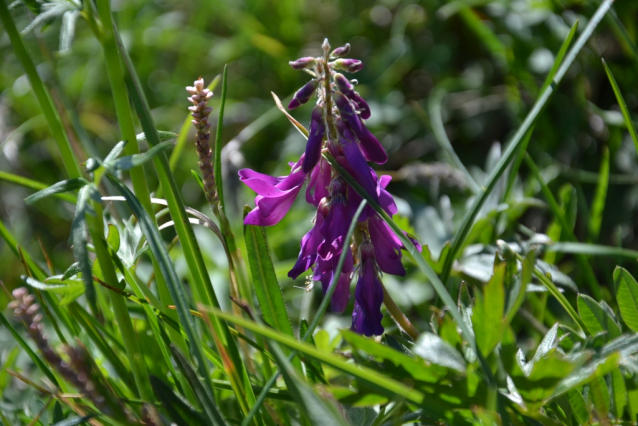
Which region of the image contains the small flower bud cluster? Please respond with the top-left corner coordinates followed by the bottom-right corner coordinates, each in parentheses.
top-left (187, 78), bottom-right (217, 206)
top-left (240, 39), bottom-right (421, 336)
top-left (9, 288), bottom-right (128, 419)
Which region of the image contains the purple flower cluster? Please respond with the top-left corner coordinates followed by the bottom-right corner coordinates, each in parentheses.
top-left (240, 39), bottom-right (420, 336)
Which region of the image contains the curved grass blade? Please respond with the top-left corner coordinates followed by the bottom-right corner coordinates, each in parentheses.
top-left (202, 306), bottom-right (426, 406)
top-left (150, 376), bottom-right (207, 426)
top-left (439, 0), bottom-right (615, 284)
top-left (547, 242), bottom-right (638, 259)
top-left (0, 171), bottom-right (76, 204)
top-left (588, 146), bottom-right (610, 242)
top-left (602, 58), bottom-right (638, 153)
top-left (24, 178), bottom-right (89, 205)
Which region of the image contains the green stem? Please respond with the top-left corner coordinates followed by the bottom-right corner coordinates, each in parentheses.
top-left (0, 0), bottom-right (82, 179)
top-left (87, 203), bottom-right (154, 401)
top-left (382, 285), bottom-right (420, 340)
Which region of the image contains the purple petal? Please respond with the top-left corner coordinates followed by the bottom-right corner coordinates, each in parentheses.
top-left (351, 259), bottom-right (384, 336)
top-left (318, 201), bottom-right (351, 259)
top-left (303, 107), bottom-right (325, 173)
top-left (334, 92), bottom-right (387, 164)
top-left (323, 272), bottom-right (351, 314)
top-left (352, 93), bottom-right (371, 120)
top-left (404, 232), bottom-right (422, 253)
top-left (306, 158), bottom-right (331, 206)
top-left (336, 120), bottom-right (379, 203)
top-left (377, 174), bottom-right (397, 216)
top-left (288, 208), bottom-right (326, 279)
top-left (369, 217), bottom-right (405, 277)
top-left (289, 80), bottom-right (319, 110)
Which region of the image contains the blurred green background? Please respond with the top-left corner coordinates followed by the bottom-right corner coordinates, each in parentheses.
top-left (1, 0), bottom-right (637, 321)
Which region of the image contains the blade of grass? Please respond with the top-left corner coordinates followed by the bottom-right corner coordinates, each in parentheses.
top-left (602, 59), bottom-right (638, 154)
top-left (112, 28), bottom-right (258, 420)
top-left (523, 154), bottom-right (603, 299)
top-left (547, 242), bottom-right (638, 259)
top-left (0, 171), bottom-right (76, 204)
top-left (203, 306), bottom-right (426, 405)
top-left (0, 0), bottom-right (82, 179)
top-left (588, 146), bottom-right (610, 242)
top-left (324, 152), bottom-right (495, 387)
top-left (240, 200), bottom-right (367, 426)
top-left (439, 0), bottom-right (615, 284)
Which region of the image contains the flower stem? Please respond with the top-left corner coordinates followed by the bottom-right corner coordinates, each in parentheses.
top-left (382, 284), bottom-right (420, 341)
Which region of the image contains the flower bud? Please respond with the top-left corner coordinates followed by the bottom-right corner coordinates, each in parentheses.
top-left (331, 43), bottom-right (351, 58)
top-left (288, 79), bottom-right (319, 110)
top-left (289, 57), bottom-right (316, 70)
top-left (332, 59), bottom-right (363, 73)
top-left (303, 106), bottom-right (325, 173)
top-left (334, 73), bottom-right (354, 95)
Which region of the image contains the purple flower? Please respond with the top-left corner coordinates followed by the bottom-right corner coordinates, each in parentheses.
top-left (333, 58), bottom-right (363, 73)
top-left (241, 157), bottom-right (305, 226)
top-left (335, 119), bottom-right (379, 204)
top-left (303, 106), bottom-right (326, 173)
top-left (314, 248), bottom-right (354, 313)
top-left (289, 80), bottom-right (319, 110)
top-left (334, 73), bottom-right (371, 120)
top-left (289, 57), bottom-right (316, 70)
top-left (369, 216), bottom-right (405, 277)
top-left (331, 43), bottom-right (351, 58)
top-left (334, 92), bottom-right (387, 164)
top-left (306, 157), bottom-right (331, 206)
top-left (351, 241), bottom-right (384, 336)
top-left (317, 178), bottom-right (352, 259)
top-left (288, 201), bottom-right (328, 280)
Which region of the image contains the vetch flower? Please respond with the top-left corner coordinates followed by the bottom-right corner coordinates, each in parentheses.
top-left (351, 241), bottom-right (384, 336)
top-left (303, 106), bottom-right (326, 173)
top-left (289, 79), bottom-right (319, 110)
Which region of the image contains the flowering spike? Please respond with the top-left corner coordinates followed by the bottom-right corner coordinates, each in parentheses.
top-left (288, 79), bottom-right (319, 110)
top-left (331, 43), bottom-right (351, 58)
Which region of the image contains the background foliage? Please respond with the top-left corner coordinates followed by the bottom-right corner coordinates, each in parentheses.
top-left (2, 0), bottom-right (638, 424)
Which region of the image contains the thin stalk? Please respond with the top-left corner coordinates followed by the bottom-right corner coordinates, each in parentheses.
top-left (93, 0), bottom-right (187, 355)
top-left (0, 0), bottom-right (82, 179)
top-left (87, 205), bottom-right (154, 401)
top-left (439, 0), bottom-right (615, 284)
top-left (240, 200), bottom-right (368, 426)
top-left (382, 285), bottom-right (420, 340)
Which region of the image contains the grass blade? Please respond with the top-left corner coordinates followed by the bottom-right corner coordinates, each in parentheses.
top-left (602, 58), bottom-right (638, 154)
top-left (439, 0), bottom-right (615, 284)
top-left (214, 65), bottom-right (228, 210)
top-left (0, 171), bottom-right (76, 204)
top-left (588, 146), bottom-right (610, 242)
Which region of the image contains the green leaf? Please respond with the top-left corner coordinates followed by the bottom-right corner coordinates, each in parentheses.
top-left (602, 58), bottom-right (638, 154)
top-left (0, 171), bottom-right (76, 204)
top-left (628, 378), bottom-right (638, 423)
top-left (105, 140), bottom-right (174, 171)
top-left (473, 263), bottom-right (506, 357)
top-left (23, 178), bottom-right (89, 205)
top-left (345, 407), bottom-right (378, 426)
top-left (150, 375), bottom-right (207, 426)
top-left (343, 330), bottom-right (448, 383)
top-left (22, 275), bottom-right (83, 295)
top-left (506, 249), bottom-right (534, 322)
top-left (214, 65), bottom-right (228, 210)
top-left (578, 294), bottom-right (622, 340)
top-left (300, 319), bottom-right (326, 384)
top-left (51, 415), bottom-right (96, 426)
top-left (513, 349), bottom-right (576, 406)
top-left (70, 184), bottom-right (98, 316)
top-left (615, 267), bottom-right (638, 332)
top-left (170, 345), bottom-right (228, 426)
top-left (567, 390), bottom-right (589, 425)
top-left (243, 208), bottom-right (296, 340)
top-left (590, 372), bottom-right (610, 419)
top-left (191, 170), bottom-right (205, 191)
top-left (61, 262), bottom-right (81, 280)
top-left (611, 368), bottom-right (627, 420)
top-left (588, 146), bottom-right (609, 241)
top-left (412, 332), bottom-right (466, 373)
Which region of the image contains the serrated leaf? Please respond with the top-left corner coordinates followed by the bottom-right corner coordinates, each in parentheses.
top-left (578, 294), bottom-right (622, 340)
top-left (615, 267), bottom-right (638, 332)
top-left (412, 332), bottom-right (466, 373)
top-left (473, 263), bottom-right (506, 357)
top-left (24, 177), bottom-right (89, 204)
